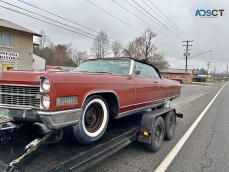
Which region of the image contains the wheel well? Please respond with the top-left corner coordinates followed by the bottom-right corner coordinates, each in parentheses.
top-left (86, 92), bottom-right (119, 119)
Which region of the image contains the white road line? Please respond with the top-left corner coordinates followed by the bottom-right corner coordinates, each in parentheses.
top-left (154, 83), bottom-right (226, 172)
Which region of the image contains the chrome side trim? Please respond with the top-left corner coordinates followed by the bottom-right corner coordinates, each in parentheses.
top-left (37, 108), bottom-right (82, 116)
top-left (120, 94), bottom-right (180, 108)
top-left (82, 91), bottom-right (120, 109)
top-left (117, 102), bottom-right (164, 118)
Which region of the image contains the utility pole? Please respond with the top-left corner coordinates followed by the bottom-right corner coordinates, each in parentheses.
top-left (227, 64), bottom-right (228, 81)
top-left (182, 40), bottom-right (193, 83)
top-left (206, 62), bottom-right (212, 82)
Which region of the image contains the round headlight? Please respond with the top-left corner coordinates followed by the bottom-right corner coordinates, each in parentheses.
top-left (41, 78), bottom-right (50, 92)
top-left (41, 94), bottom-right (50, 109)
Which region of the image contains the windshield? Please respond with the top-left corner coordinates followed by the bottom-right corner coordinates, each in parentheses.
top-left (73, 59), bottom-right (131, 75)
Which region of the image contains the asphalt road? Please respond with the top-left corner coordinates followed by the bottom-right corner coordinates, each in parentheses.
top-left (86, 82), bottom-right (226, 172)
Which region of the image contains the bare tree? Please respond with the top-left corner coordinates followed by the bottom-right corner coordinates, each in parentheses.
top-left (91, 30), bottom-right (110, 58)
top-left (111, 41), bottom-right (123, 57)
top-left (123, 28), bottom-right (168, 69)
top-left (141, 28), bottom-right (157, 61)
top-left (73, 50), bottom-right (90, 66)
top-left (39, 30), bottom-right (47, 49)
top-left (150, 53), bottom-right (169, 69)
top-left (123, 37), bottom-right (143, 59)
top-left (123, 28), bottom-right (157, 61)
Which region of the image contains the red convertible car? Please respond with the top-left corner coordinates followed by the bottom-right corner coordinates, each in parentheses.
top-left (0, 58), bottom-right (180, 144)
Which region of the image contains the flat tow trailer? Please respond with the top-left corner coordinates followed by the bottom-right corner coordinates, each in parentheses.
top-left (0, 107), bottom-right (182, 172)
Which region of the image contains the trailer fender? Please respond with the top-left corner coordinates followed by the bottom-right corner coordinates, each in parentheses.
top-left (138, 112), bottom-right (157, 144)
top-left (138, 107), bottom-right (182, 144)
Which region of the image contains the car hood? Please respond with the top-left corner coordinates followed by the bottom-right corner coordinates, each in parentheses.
top-left (0, 70), bottom-right (48, 85)
top-left (0, 70), bottom-right (124, 85)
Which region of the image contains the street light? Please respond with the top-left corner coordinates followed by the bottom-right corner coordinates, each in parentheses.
top-left (188, 50), bottom-right (212, 60)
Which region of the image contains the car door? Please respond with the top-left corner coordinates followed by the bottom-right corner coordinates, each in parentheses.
top-left (133, 62), bottom-right (160, 109)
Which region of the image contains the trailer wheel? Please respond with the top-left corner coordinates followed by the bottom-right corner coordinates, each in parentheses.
top-left (164, 111), bottom-right (176, 140)
top-left (145, 116), bottom-right (165, 152)
top-left (68, 95), bottom-right (109, 145)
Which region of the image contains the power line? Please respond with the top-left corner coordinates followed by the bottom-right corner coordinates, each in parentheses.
top-left (123, 0), bottom-right (183, 42)
top-left (142, 0), bottom-right (189, 40)
top-left (86, 0), bottom-right (185, 55)
top-left (155, 40), bottom-right (183, 55)
top-left (145, 0), bottom-right (191, 40)
top-left (1, 1), bottom-right (97, 38)
top-left (3, 0), bottom-right (185, 59)
top-left (130, 0), bottom-right (185, 40)
top-left (0, 0), bottom-right (131, 49)
top-left (17, 0), bottom-right (127, 45)
top-left (86, 0), bottom-right (142, 34)
top-left (168, 49), bottom-right (211, 65)
top-left (112, 0), bottom-right (181, 44)
top-left (0, 6), bottom-right (93, 39)
top-left (0, 5), bottom-right (127, 48)
top-left (144, 0), bottom-right (204, 54)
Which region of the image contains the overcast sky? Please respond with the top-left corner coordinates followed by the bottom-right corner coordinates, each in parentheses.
top-left (0, 0), bottom-right (228, 72)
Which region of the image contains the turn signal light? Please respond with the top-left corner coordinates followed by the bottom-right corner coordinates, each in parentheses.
top-left (143, 131), bottom-right (149, 136)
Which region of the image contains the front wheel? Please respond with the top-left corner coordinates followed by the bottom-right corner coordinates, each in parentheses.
top-left (68, 95), bottom-right (109, 145)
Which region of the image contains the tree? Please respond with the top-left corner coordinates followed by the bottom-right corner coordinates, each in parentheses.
top-left (123, 28), bottom-right (168, 69)
top-left (73, 50), bottom-right (90, 66)
top-left (91, 30), bottom-right (110, 58)
top-left (194, 68), bottom-right (209, 75)
top-left (38, 30), bottom-right (48, 49)
top-left (151, 53), bottom-right (169, 69)
top-left (141, 28), bottom-right (157, 61)
top-left (111, 41), bottom-right (123, 57)
top-left (123, 37), bottom-right (143, 59)
top-left (53, 44), bottom-right (67, 65)
top-left (123, 28), bottom-right (157, 61)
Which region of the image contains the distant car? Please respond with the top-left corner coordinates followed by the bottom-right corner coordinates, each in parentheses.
top-left (171, 78), bottom-right (184, 84)
top-left (0, 58), bottom-right (181, 144)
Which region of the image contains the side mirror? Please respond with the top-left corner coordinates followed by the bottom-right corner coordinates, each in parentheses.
top-left (134, 69), bottom-right (141, 75)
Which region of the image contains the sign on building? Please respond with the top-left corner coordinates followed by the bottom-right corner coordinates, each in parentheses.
top-left (0, 51), bottom-right (19, 61)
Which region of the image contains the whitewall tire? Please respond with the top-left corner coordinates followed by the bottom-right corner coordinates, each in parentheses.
top-left (68, 95), bottom-right (109, 145)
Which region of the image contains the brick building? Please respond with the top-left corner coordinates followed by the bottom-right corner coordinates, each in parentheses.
top-left (160, 68), bottom-right (194, 83)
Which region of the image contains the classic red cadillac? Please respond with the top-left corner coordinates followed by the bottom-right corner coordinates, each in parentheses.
top-left (0, 58), bottom-right (180, 144)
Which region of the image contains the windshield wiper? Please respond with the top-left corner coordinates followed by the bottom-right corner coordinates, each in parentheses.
top-left (74, 71), bottom-right (113, 74)
top-left (74, 71), bottom-right (90, 73)
top-left (94, 71), bottom-right (113, 74)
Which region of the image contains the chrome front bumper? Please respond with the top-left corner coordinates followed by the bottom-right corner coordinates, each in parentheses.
top-left (38, 109), bottom-right (82, 130)
top-left (0, 105), bottom-right (82, 130)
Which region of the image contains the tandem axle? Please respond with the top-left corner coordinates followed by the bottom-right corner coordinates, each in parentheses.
top-left (0, 107), bottom-right (183, 172)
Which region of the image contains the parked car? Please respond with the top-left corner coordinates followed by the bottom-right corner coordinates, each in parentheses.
top-left (171, 77), bottom-right (184, 84)
top-left (0, 58), bottom-right (181, 144)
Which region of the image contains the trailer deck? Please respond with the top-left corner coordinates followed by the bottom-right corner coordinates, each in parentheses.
top-left (0, 107), bottom-right (183, 172)
top-left (0, 114), bottom-right (142, 172)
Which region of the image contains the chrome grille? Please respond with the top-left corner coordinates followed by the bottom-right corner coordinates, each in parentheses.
top-left (0, 85), bottom-right (40, 108)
